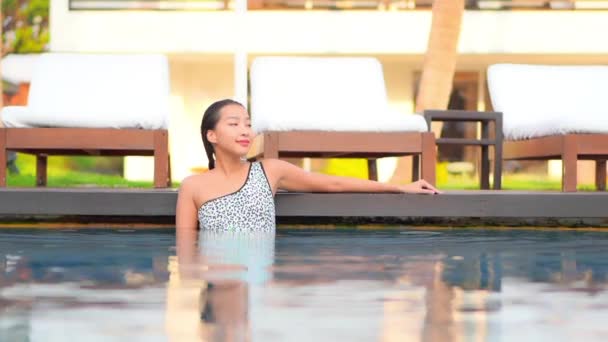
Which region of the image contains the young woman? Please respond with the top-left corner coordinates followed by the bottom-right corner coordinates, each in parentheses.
top-left (176, 99), bottom-right (440, 231)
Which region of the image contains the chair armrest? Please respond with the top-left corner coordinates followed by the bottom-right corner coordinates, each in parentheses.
top-left (423, 109), bottom-right (504, 141)
top-left (423, 109), bottom-right (502, 123)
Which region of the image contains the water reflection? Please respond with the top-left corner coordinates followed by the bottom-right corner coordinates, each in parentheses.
top-left (170, 228), bottom-right (275, 341)
top-left (0, 230), bottom-right (172, 341)
top-left (2, 228), bottom-right (608, 341)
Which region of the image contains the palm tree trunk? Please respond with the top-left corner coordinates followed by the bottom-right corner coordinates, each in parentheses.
top-left (389, 0), bottom-right (465, 184)
top-left (416, 0), bottom-right (465, 117)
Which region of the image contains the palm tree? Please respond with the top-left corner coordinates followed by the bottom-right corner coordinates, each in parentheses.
top-left (416, 0), bottom-right (465, 118)
top-left (390, 0), bottom-right (465, 183)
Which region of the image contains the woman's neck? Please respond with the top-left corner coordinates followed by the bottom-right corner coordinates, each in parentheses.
top-left (213, 153), bottom-right (248, 176)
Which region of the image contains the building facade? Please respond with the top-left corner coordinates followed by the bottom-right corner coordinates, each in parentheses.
top-left (50, 0), bottom-right (608, 183)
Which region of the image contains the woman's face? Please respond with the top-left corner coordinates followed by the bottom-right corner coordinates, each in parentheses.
top-left (207, 104), bottom-right (253, 157)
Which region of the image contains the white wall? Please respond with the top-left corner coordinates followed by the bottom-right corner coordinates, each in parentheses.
top-left (50, 1), bottom-right (608, 183)
top-left (124, 55), bottom-right (235, 182)
top-left (52, 0), bottom-right (608, 55)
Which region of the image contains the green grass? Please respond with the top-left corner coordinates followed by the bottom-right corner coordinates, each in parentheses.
top-left (439, 174), bottom-right (551, 190)
top-left (322, 160), bottom-right (597, 191)
top-left (322, 159), bottom-right (596, 191)
top-left (11, 170), bottom-right (578, 190)
top-left (7, 153), bottom-right (155, 188)
top-left (8, 172), bottom-right (154, 188)
top-left (437, 171), bottom-right (596, 191)
top-left (6, 153), bottom-right (595, 190)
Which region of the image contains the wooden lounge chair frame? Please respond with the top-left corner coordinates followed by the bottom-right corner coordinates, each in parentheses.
top-left (503, 134), bottom-right (607, 192)
top-left (0, 128), bottom-right (171, 188)
top-left (248, 131), bottom-right (436, 184)
top-left (486, 63), bottom-right (608, 192)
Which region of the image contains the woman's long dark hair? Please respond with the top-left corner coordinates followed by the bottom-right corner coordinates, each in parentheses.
top-left (201, 99), bottom-right (244, 170)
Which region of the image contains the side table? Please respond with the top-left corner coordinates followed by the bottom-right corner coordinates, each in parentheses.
top-left (422, 110), bottom-right (503, 190)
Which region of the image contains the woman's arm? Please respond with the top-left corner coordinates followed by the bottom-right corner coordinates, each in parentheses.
top-left (176, 220), bottom-right (199, 272)
top-left (175, 177), bottom-right (199, 229)
top-left (175, 178), bottom-right (200, 278)
top-left (264, 159), bottom-right (440, 194)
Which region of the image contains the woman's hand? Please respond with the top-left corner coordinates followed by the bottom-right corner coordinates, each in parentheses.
top-left (398, 179), bottom-right (442, 194)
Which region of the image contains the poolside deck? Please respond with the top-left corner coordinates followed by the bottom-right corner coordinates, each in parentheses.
top-left (0, 188), bottom-right (607, 226)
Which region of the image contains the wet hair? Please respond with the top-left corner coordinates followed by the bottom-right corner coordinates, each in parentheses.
top-left (200, 99), bottom-right (244, 170)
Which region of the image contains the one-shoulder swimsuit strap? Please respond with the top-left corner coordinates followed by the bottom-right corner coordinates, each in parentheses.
top-left (197, 162), bottom-right (276, 232)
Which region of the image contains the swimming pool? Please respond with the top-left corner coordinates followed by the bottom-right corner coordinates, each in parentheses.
top-left (1, 228), bottom-right (607, 341)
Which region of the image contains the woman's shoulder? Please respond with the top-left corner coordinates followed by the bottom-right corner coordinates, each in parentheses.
top-left (259, 158), bottom-right (289, 171)
top-left (260, 158), bottom-right (303, 174)
top-left (258, 158), bottom-right (284, 177)
top-left (178, 172), bottom-right (219, 209)
top-left (178, 172), bottom-right (214, 194)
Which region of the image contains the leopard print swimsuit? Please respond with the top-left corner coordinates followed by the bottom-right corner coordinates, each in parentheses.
top-left (198, 162), bottom-right (276, 232)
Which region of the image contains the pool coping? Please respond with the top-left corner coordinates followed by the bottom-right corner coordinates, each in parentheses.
top-left (0, 188), bottom-right (606, 227)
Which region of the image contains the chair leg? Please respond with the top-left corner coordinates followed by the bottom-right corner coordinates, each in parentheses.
top-left (0, 129), bottom-right (6, 187)
top-left (36, 154), bottom-right (47, 187)
top-left (367, 159), bottom-right (378, 181)
top-left (154, 130), bottom-right (170, 188)
top-left (167, 154), bottom-right (173, 187)
top-left (596, 160), bottom-right (606, 191)
top-left (493, 141), bottom-right (503, 190)
top-left (412, 155), bottom-right (420, 182)
top-left (562, 135), bottom-right (577, 192)
top-left (0, 154), bottom-right (5, 186)
top-left (421, 132), bottom-right (436, 186)
top-left (262, 133), bottom-right (279, 159)
top-left (494, 116), bottom-right (504, 190)
top-left (480, 145), bottom-right (490, 190)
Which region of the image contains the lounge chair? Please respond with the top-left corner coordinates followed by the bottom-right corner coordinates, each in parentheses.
top-left (0, 53), bottom-right (171, 187)
top-left (487, 63), bottom-right (608, 192)
top-left (248, 56), bottom-right (436, 184)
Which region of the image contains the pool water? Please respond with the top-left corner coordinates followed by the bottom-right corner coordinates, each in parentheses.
top-left (1, 228), bottom-right (608, 341)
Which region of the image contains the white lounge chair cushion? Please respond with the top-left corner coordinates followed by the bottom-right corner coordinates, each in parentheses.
top-left (488, 64), bottom-right (608, 140)
top-left (250, 57), bottom-right (428, 133)
top-left (1, 53), bottom-right (170, 129)
top-left (1, 54), bottom-right (40, 84)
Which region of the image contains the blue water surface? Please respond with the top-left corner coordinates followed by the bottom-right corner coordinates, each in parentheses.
top-left (1, 228), bottom-right (608, 341)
